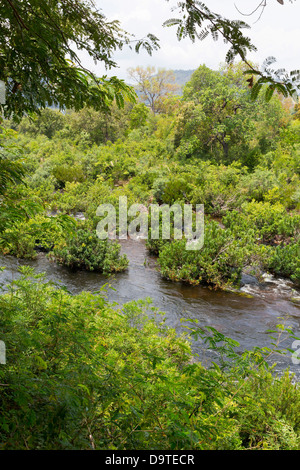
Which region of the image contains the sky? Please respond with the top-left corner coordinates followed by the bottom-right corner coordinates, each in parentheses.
top-left (79, 0), bottom-right (300, 83)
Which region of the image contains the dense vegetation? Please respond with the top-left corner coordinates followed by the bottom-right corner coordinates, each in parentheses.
top-left (0, 267), bottom-right (299, 450)
top-left (1, 62), bottom-right (300, 450)
top-left (1, 63), bottom-right (300, 289)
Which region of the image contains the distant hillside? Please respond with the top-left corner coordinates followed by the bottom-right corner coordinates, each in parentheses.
top-left (172, 69), bottom-right (196, 92)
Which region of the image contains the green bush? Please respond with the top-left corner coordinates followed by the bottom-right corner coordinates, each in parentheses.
top-left (267, 239), bottom-right (300, 284)
top-left (152, 176), bottom-right (192, 205)
top-left (0, 214), bottom-right (76, 259)
top-left (189, 163), bottom-right (248, 216)
top-left (157, 220), bottom-right (257, 288)
top-left (52, 228), bottom-right (128, 273)
top-left (52, 164), bottom-right (85, 188)
top-left (51, 181), bottom-right (90, 214)
top-left (237, 167), bottom-right (279, 202)
top-left (223, 201), bottom-right (300, 244)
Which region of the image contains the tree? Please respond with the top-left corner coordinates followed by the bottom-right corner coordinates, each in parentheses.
top-left (128, 103), bottom-right (150, 130)
top-left (174, 63), bottom-right (290, 163)
top-left (18, 108), bottom-right (66, 139)
top-left (127, 66), bottom-right (180, 114)
top-left (0, 0), bottom-right (159, 120)
top-left (63, 103), bottom-right (131, 145)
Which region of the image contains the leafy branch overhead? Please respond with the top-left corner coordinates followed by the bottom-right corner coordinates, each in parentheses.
top-left (164, 0), bottom-right (300, 101)
top-left (0, 0), bottom-right (298, 120)
top-left (0, 0), bottom-right (159, 120)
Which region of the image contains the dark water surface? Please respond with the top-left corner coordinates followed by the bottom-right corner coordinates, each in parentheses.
top-left (1, 239), bottom-right (300, 378)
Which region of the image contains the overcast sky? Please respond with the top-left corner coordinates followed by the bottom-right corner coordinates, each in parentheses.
top-left (80, 0), bottom-right (300, 82)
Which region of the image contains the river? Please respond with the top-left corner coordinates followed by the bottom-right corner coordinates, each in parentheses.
top-left (1, 238), bottom-right (300, 378)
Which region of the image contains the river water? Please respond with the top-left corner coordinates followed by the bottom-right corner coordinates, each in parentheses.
top-left (1, 238), bottom-right (300, 378)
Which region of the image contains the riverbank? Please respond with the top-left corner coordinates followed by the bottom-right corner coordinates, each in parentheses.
top-left (1, 252), bottom-right (300, 450)
top-left (1, 238), bottom-right (300, 378)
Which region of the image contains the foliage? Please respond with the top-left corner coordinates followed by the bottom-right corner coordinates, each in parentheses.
top-left (164, 1), bottom-right (300, 100)
top-left (0, 0), bottom-right (161, 119)
top-left (52, 227), bottom-right (128, 273)
top-left (127, 66), bottom-right (180, 114)
top-left (157, 219), bottom-right (266, 289)
top-left (52, 164), bottom-right (85, 189)
top-left (17, 109), bottom-right (66, 139)
top-left (0, 214), bottom-right (76, 259)
top-left (174, 64), bottom-right (290, 163)
top-left (0, 268), bottom-right (299, 450)
top-left (0, 127), bottom-right (25, 195)
top-left (0, 127), bottom-right (45, 238)
top-left (223, 201), bottom-right (300, 244)
top-left (268, 240), bottom-right (300, 283)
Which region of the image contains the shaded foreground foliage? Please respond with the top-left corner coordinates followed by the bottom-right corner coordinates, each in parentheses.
top-left (0, 267), bottom-right (299, 450)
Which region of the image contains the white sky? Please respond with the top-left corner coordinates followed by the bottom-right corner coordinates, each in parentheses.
top-left (80, 0), bottom-right (300, 82)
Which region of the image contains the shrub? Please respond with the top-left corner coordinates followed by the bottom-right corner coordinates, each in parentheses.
top-left (157, 220), bottom-right (255, 288)
top-left (267, 239), bottom-right (300, 284)
top-left (237, 168), bottom-right (279, 202)
top-left (223, 201), bottom-right (300, 244)
top-left (52, 228), bottom-right (128, 273)
top-left (52, 164), bottom-right (85, 188)
top-left (0, 214), bottom-right (75, 259)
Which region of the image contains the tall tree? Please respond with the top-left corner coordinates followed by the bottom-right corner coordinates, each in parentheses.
top-left (174, 63), bottom-right (290, 163)
top-left (127, 66), bottom-right (180, 114)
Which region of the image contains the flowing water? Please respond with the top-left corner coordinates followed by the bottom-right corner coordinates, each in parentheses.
top-left (1, 238), bottom-right (300, 378)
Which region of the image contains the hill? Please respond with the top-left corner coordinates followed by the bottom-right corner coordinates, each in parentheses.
top-left (172, 69), bottom-right (196, 91)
